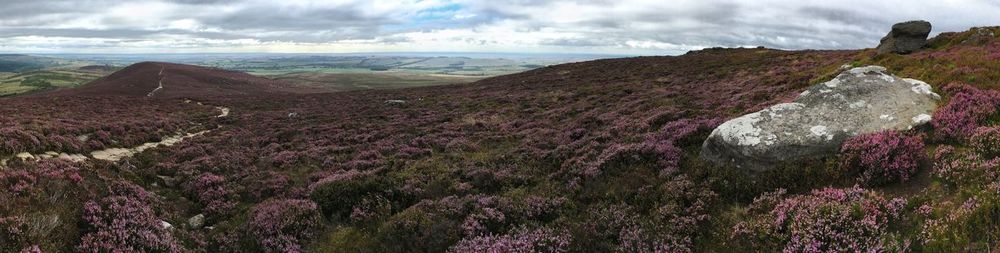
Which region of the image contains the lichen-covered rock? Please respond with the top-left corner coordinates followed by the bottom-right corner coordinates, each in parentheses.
top-left (701, 66), bottom-right (940, 171)
top-left (876, 20), bottom-right (932, 55)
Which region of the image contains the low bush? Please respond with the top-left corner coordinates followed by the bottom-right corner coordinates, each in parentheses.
top-left (448, 226), bottom-right (571, 253)
top-left (76, 182), bottom-right (182, 253)
top-left (733, 186), bottom-right (908, 252)
top-left (840, 131), bottom-right (926, 186)
top-left (920, 183), bottom-right (1000, 251)
top-left (246, 199), bottom-right (323, 253)
top-left (931, 82), bottom-right (1000, 140)
top-left (970, 126), bottom-right (1000, 157)
top-left (932, 145), bottom-right (1000, 185)
top-left (309, 171), bottom-right (391, 221)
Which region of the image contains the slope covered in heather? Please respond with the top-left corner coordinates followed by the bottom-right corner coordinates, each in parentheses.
top-left (59, 62), bottom-right (316, 99)
top-left (3, 27), bottom-right (1000, 252)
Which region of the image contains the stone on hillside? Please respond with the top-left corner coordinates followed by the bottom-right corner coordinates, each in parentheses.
top-left (161, 220), bottom-right (174, 230)
top-left (188, 214), bottom-right (205, 229)
top-left (157, 175), bottom-right (180, 188)
top-left (701, 66), bottom-right (940, 171)
top-left (876, 20), bottom-right (932, 55)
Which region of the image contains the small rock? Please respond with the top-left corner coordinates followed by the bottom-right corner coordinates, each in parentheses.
top-left (160, 220), bottom-right (174, 230)
top-left (961, 27), bottom-right (997, 45)
top-left (15, 152), bottom-right (36, 161)
top-left (188, 214), bottom-right (205, 229)
top-left (384, 100), bottom-right (406, 105)
top-left (876, 20), bottom-right (932, 55)
top-left (157, 175), bottom-right (180, 188)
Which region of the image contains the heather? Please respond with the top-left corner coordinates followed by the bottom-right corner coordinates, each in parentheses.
top-left (77, 182), bottom-right (183, 252)
top-left (840, 131), bottom-right (926, 186)
top-left (244, 199), bottom-right (323, 252)
top-left (6, 27), bottom-right (1000, 252)
top-left (0, 96), bottom-right (216, 156)
top-left (733, 187), bottom-right (909, 252)
top-left (927, 82), bottom-right (1000, 140)
top-left (970, 126), bottom-right (1000, 157)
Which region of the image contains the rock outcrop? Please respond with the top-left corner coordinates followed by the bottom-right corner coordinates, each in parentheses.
top-left (701, 66), bottom-right (940, 171)
top-left (877, 20), bottom-right (932, 55)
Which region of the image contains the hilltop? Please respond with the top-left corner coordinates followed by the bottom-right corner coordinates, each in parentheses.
top-left (1, 26), bottom-right (1000, 252)
top-left (58, 62), bottom-right (317, 99)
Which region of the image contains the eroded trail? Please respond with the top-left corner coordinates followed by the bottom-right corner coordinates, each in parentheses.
top-left (1, 104), bottom-right (230, 165)
top-left (147, 66), bottom-right (165, 97)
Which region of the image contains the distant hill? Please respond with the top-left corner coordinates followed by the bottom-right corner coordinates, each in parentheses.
top-left (0, 54), bottom-right (66, 72)
top-left (59, 62), bottom-right (318, 99)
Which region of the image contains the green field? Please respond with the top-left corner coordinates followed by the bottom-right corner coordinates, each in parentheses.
top-left (268, 71), bottom-right (484, 91)
top-left (4, 54), bottom-right (607, 94)
top-left (0, 68), bottom-right (114, 97)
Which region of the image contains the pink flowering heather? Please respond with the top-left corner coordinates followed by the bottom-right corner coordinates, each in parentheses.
top-left (76, 183), bottom-right (182, 253)
top-left (931, 82), bottom-right (1000, 140)
top-left (0, 159), bottom-right (83, 194)
top-left (449, 226), bottom-right (572, 253)
top-left (932, 145), bottom-right (1000, 184)
top-left (247, 199), bottom-right (322, 253)
top-left (917, 191), bottom-right (1000, 250)
top-left (19, 245), bottom-right (41, 253)
top-left (1, 216), bottom-right (27, 250)
top-left (189, 173), bottom-right (236, 217)
top-left (579, 118), bottom-right (721, 179)
top-left (970, 126), bottom-right (1000, 157)
top-left (840, 131), bottom-right (926, 186)
top-left (349, 195), bottom-right (392, 223)
top-left (734, 186), bottom-right (908, 252)
top-left (578, 176), bottom-right (715, 253)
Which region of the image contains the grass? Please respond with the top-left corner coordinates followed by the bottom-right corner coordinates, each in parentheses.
top-left (0, 69), bottom-right (112, 96)
top-left (268, 71), bottom-right (484, 92)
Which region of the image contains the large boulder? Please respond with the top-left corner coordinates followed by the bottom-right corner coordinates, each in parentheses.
top-left (876, 20), bottom-right (932, 55)
top-left (701, 66), bottom-right (940, 171)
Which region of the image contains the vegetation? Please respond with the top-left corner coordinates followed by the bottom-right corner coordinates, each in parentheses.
top-left (268, 71), bottom-right (483, 92)
top-left (0, 68), bottom-right (116, 97)
top-left (3, 27), bottom-right (1000, 252)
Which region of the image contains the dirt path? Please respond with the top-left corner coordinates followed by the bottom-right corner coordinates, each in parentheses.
top-left (1, 104), bottom-right (230, 165)
top-left (147, 66), bottom-right (165, 97)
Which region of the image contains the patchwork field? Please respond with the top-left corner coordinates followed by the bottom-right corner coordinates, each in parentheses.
top-left (268, 71), bottom-right (485, 91)
top-left (0, 68), bottom-right (116, 97)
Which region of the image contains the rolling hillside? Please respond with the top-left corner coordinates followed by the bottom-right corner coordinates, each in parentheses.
top-left (2, 27), bottom-right (1000, 252)
top-left (59, 62), bottom-right (318, 99)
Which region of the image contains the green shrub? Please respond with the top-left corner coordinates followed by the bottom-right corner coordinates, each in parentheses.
top-left (309, 174), bottom-right (390, 221)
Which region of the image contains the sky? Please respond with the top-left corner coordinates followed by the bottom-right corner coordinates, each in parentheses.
top-left (2, 0), bottom-right (1000, 55)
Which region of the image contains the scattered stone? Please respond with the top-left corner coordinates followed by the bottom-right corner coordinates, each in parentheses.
top-left (288, 112), bottom-right (299, 118)
top-left (961, 27), bottom-right (998, 45)
top-left (701, 66), bottom-right (940, 171)
top-left (188, 214), bottom-right (205, 229)
top-left (57, 153), bottom-right (87, 162)
top-left (876, 20), bottom-right (932, 55)
top-left (384, 99), bottom-right (406, 105)
top-left (161, 220), bottom-right (174, 230)
top-left (15, 152), bottom-right (36, 161)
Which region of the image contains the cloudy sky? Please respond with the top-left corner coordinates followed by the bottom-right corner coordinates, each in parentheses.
top-left (2, 0), bottom-right (999, 55)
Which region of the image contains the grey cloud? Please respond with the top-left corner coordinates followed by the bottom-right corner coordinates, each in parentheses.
top-left (3, 0), bottom-right (1000, 54)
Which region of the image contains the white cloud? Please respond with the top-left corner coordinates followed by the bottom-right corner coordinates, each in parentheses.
top-left (0, 0), bottom-right (999, 54)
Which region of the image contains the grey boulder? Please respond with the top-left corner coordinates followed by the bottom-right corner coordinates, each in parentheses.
top-left (701, 66), bottom-right (940, 171)
top-left (188, 214), bottom-right (205, 229)
top-left (877, 20), bottom-right (932, 55)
